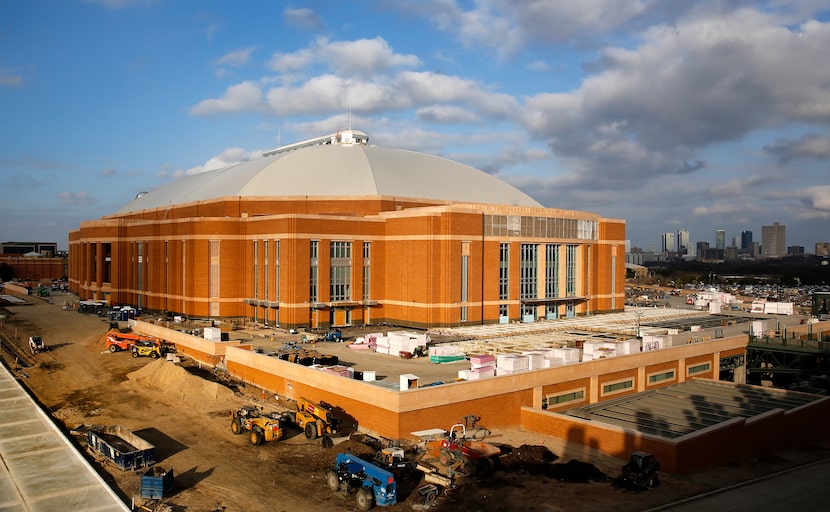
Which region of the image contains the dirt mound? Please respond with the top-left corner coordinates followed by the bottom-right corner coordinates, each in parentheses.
top-left (123, 358), bottom-right (237, 403)
top-left (304, 438), bottom-right (379, 471)
top-left (552, 459), bottom-right (608, 483)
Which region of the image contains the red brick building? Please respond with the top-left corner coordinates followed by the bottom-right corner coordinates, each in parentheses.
top-left (69, 130), bottom-right (626, 330)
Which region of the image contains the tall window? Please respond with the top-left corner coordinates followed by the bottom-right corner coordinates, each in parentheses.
top-left (363, 242), bottom-right (371, 300)
top-left (330, 241), bottom-right (351, 301)
top-left (520, 244), bottom-right (538, 300)
top-left (566, 244), bottom-right (578, 297)
top-left (253, 240), bottom-right (259, 300)
top-left (499, 243), bottom-right (509, 300)
top-left (546, 244), bottom-right (559, 298)
top-left (209, 240), bottom-right (220, 316)
top-left (264, 240), bottom-right (269, 301)
top-left (309, 240), bottom-right (318, 302)
top-left (274, 240), bottom-right (280, 302)
top-left (137, 242), bottom-right (143, 308)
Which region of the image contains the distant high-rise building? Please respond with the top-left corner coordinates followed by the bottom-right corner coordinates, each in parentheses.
top-left (761, 222), bottom-right (786, 257)
top-left (677, 229), bottom-right (689, 255)
top-left (662, 232), bottom-right (676, 253)
top-left (741, 230), bottom-right (753, 251)
top-left (715, 230), bottom-right (726, 250)
top-left (696, 241), bottom-right (709, 258)
top-left (817, 242), bottom-right (830, 257)
top-left (787, 246), bottom-right (804, 256)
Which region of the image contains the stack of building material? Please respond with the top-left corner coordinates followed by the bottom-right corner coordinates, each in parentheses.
top-left (641, 335), bottom-right (667, 352)
top-left (203, 327), bottom-right (221, 341)
top-left (458, 354), bottom-right (496, 380)
top-left (318, 365), bottom-right (352, 378)
top-left (429, 345), bottom-right (466, 363)
top-left (374, 335), bottom-right (391, 355)
top-left (388, 331), bottom-right (428, 357)
top-left (522, 350), bottom-right (546, 370)
top-left (615, 339), bottom-right (641, 355)
top-left (496, 354), bottom-right (529, 375)
top-left (582, 341), bottom-right (617, 361)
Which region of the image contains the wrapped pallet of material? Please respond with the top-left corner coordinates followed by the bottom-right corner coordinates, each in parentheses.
top-left (552, 347), bottom-right (581, 363)
top-left (469, 367), bottom-right (495, 380)
top-left (522, 351), bottom-right (546, 370)
top-left (470, 354), bottom-right (496, 369)
top-left (617, 339), bottom-right (641, 355)
top-left (363, 370), bottom-right (376, 381)
top-left (497, 354), bottom-right (529, 372)
top-left (581, 341), bottom-right (605, 358)
top-left (594, 346), bottom-right (616, 359)
top-left (458, 369), bottom-right (472, 380)
top-left (641, 335), bottom-right (667, 352)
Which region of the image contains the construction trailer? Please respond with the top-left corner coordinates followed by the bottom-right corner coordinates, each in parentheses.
top-left (86, 425), bottom-right (155, 470)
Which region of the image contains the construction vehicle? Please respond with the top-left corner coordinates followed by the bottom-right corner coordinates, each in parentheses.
top-left (106, 331), bottom-right (160, 353)
top-left (293, 397), bottom-right (340, 439)
top-left (615, 451), bottom-right (660, 490)
top-left (324, 328), bottom-right (344, 342)
top-left (423, 423), bottom-right (500, 475)
top-left (325, 453), bottom-right (397, 511)
top-left (28, 336), bottom-right (48, 355)
top-left (131, 338), bottom-right (165, 359)
top-left (373, 447), bottom-right (414, 477)
top-left (229, 406), bottom-right (285, 445)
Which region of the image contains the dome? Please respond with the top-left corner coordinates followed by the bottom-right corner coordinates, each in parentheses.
top-left (117, 135), bottom-right (541, 213)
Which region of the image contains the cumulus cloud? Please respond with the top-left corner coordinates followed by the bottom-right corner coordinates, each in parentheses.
top-left (215, 48), bottom-right (254, 68)
top-left (416, 105), bottom-right (479, 123)
top-left (190, 81), bottom-right (263, 116)
top-left (267, 37), bottom-right (420, 78)
top-left (519, 11), bottom-right (830, 191)
top-left (173, 147), bottom-right (262, 178)
top-left (283, 7), bottom-right (324, 30)
top-left (774, 185), bottom-right (830, 219)
top-left (764, 133), bottom-right (830, 162)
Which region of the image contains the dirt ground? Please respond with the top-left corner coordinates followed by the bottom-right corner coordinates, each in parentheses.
top-left (1, 292), bottom-right (828, 512)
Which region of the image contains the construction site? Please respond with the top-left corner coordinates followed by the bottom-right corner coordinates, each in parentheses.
top-left (2, 289), bottom-right (830, 511)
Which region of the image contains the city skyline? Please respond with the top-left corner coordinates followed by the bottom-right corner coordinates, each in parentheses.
top-left (2, 2), bottom-right (829, 251)
top-left (643, 221), bottom-right (826, 255)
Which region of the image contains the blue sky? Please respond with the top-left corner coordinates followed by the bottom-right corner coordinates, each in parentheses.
top-left (2, 1), bottom-right (829, 252)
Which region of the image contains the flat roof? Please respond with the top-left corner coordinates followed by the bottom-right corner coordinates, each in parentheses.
top-left (561, 379), bottom-right (826, 439)
top-left (0, 362), bottom-right (129, 512)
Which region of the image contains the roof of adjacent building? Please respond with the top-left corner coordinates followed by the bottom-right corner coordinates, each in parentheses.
top-left (117, 132), bottom-right (542, 214)
top-left (0, 361), bottom-right (130, 511)
top-left (562, 379), bottom-right (825, 439)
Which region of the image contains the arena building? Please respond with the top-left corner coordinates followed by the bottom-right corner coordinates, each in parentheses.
top-left (69, 130), bottom-right (626, 330)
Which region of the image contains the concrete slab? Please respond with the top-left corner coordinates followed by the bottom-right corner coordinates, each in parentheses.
top-left (0, 363), bottom-right (129, 512)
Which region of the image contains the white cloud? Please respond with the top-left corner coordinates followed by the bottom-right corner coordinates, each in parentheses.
top-left (173, 147), bottom-right (262, 178)
top-left (58, 191), bottom-right (93, 205)
top-left (0, 67), bottom-right (24, 87)
top-left (283, 7), bottom-right (324, 30)
top-left (416, 105), bottom-right (479, 123)
top-left (215, 48), bottom-right (255, 68)
top-left (190, 81), bottom-right (263, 116)
top-left (267, 37), bottom-right (420, 78)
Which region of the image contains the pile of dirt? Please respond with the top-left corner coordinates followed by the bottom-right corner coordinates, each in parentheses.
top-left (305, 438), bottom-right (379, 471)
top-left (123, 358), bottom-right (237, 403)
top-left (497, 444), bottom-right (606, 482)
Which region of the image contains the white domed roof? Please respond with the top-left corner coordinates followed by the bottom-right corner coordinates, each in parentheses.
top-left (117, 140), bottom-right (541, 213)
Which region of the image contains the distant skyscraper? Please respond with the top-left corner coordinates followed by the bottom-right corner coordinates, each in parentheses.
top-left (715, 230), bottom-right (726, 250)
top-left (761, 222), bottom-right (786, 257)
top-left (677, 229), bottom-right (689, 255)
top-left (662, 232), bottom-right (676, 253)
top-left (741, 230), bottom-right (753, 251)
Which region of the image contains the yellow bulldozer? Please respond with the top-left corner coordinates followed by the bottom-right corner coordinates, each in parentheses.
top-left (229, 406), bottom-right (285, 445)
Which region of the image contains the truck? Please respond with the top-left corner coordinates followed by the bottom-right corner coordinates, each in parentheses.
top-left (326, 453), bottom-right (397, 511)
top-left (86, 425), bottom-right (155, 470)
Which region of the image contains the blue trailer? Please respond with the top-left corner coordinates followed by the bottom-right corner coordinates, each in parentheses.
top-left (86, 425), bottom-right (155, 471)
